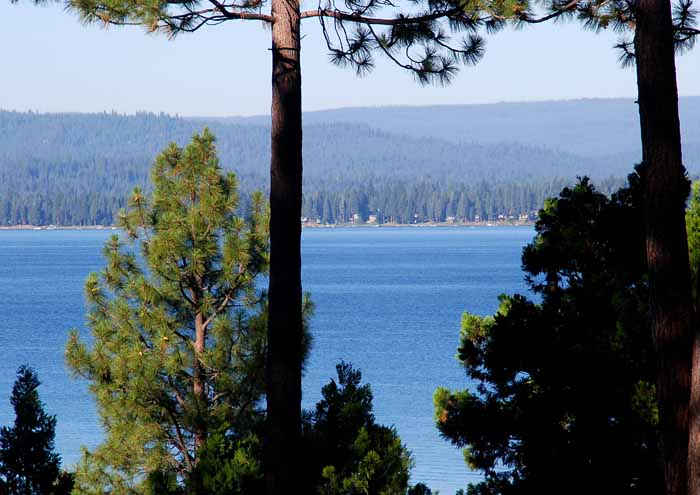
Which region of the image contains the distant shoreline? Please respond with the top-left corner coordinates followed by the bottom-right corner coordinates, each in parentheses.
top-left (0, 221), bottom-right (534, 231)
top-left (0, 225), bottom-right (118, 231)
top-left (302, 221), bottom-right (534, 228)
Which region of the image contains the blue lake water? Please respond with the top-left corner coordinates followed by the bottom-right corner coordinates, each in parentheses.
top-left (0, 226), bottom-right (533, 494)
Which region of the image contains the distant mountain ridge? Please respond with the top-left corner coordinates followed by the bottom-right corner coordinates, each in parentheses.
top-left (1, 98), bottom-right (698, 225)
top-left (0, 107), bottom-right (624, 183)
top-left (207, 97), bottom-right (700, 162)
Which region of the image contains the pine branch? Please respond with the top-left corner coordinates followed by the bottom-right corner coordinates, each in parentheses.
top-left (300, 6), bottom-right (461, 24)
top-left (164, 406), bottom-right (194, 472)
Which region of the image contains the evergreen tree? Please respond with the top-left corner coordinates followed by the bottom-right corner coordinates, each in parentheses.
top-left (502, 1), bottom-right (700, 491)
top-left (435, 178), bottom-right (662, 494)
top-left (65, 130), bottom-right (273, 493)
top-left (185, 361), bottom-right (428, 495)
top-left (633, 5), bottom-right (698, 492)
top-left (0, 365), bottom-right (73, 495)
top-left (301, 362), bottom-right (419, 495)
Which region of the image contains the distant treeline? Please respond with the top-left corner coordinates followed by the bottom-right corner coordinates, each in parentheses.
top-left (0, 110), bottom-right (634, 226)
top-left (0, 156), bottom-right (258, 226)
top-left (301, 177), bottom-right (626, 224)
top-left (0, 170), bottom-right (625, 225)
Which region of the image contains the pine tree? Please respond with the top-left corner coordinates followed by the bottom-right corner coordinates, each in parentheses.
top-left (65, 130), bottom-right (273, 493)
top-left (498, 2), bottom-right (700, 492)
top-left (0, 365), bottom-right (72, 495)
top-left (301, 362), bottom-right (415, 495)
top-left (435, 178), bottom-right (660, 494)
top-left (633, 4), bottom-right (698, 492)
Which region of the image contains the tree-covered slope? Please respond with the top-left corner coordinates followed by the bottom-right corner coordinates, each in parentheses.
top-left (217, 97), bottom-right (700, 161)
top-left (3, 98), bottom-right (697, 225)
top-left (0, 109), bottom-right (617, 183)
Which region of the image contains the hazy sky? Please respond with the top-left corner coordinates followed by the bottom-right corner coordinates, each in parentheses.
top-left (2, 2), bottom-right (699, 116)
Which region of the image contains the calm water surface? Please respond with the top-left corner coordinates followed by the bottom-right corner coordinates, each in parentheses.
top-left (0, 226), bottom-right (533, 494)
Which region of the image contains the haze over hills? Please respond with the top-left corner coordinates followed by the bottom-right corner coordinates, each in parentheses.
top-left (211, 96), bottom-right (700, 161)
top-left (1, 97), bottom-right (699, 225)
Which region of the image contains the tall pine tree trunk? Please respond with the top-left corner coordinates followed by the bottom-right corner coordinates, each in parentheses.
top-left (265, 0), bottom-right (303, 491)
top-left (193, 312), bottom-right (206, 452)
top-left (193, 291), bottom-right (207, 457)
top-left (634, 2), bottom-right (696, 494)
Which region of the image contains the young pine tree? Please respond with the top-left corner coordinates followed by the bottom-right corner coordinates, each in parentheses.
top-left (66, 130), bottom-right (272, 493)
top-left (302, 362), bottom-right (415, 495)
top-left (0, 365), bottom-right (73, 495)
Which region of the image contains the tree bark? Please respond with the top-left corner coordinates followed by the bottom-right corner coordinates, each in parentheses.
top-left (634, 2), bottom-right (696, 494)
top-left (265, 0), bottom-right (303, 491)
top-left (193, 298), bottom-right (207, 457)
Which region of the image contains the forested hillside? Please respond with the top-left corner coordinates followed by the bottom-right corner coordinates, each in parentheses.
top-left (219, 97), bottom-right (700, 160)
top-left (3, 99), bottom-right (698, 226)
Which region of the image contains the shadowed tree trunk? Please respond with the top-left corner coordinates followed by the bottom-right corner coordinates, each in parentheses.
top-left (635, 1), bottom-right (696, 493)
top-left (265, 0), bottom-right (303, 491)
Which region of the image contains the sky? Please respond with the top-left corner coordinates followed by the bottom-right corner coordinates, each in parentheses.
top-left (1, 1), bottom-right (699, 116)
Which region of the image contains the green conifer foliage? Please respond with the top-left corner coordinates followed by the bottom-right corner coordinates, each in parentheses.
top-left (302, 362), bottom-right (414, 495)
top-left (0, 365), bottom-right (72, 495)
top-left (686, 181), bottom-right (700, 307)
top-left (187, 430), bottom-right (263, 494)
top-left (66, 129), bottom-right (271, 493)
top-left (435, 178), bottom-right (660, 494)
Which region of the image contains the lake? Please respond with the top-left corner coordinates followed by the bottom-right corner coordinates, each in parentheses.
top-left (0, 226), bottom-right (533, 494)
